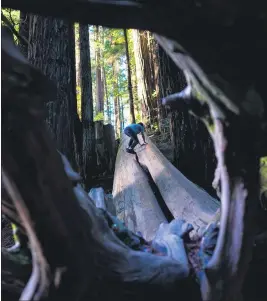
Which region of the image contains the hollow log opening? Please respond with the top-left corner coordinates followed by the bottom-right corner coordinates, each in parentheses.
top-left (1, 2), bottom-right (267, 301)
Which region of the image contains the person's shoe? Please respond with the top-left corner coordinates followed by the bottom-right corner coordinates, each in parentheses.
top-left (126, 148), bottom-right (135, 154)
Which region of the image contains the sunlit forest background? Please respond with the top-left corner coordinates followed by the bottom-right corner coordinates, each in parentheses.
top-left (2, 8), bottom-right (218, 194)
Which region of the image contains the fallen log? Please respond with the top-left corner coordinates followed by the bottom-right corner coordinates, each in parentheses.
top-left (135, 135), bottom-right (220, 233)
top-left (113, 135), bottom-right (167, 241)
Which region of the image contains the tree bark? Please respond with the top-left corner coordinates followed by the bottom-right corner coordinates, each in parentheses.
top-left (103, 124), bottom-right (116, 174)
top-left (120, 98), bottom-right (125, 131)
top-left (124, 28), bottom-right (135, 123)
top-left (132, 29), bottom-right (149, 124)
top-left (113, 135), bottom-right (167, 241)
top-left (28, 15), bottom-right (79, 168)
top-left (18, 12), bottom-right (29, 57)
top-left (75, 24), bottom-right (81, 88)
top-left (135, 136), bottom-right (220, 234)
top-left (95, 25), bottom-right (104, 117)
top-left (79, 23), bottom-right (96, 185)
top-left (103, 66), bottom-right (111, 124)
top-left (113, 61), bottom-right (121, 138)
top-left (157, 45), bottom-right (216, 195)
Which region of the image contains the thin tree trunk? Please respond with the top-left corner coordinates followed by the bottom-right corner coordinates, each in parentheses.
top-left (79, 23), bottom-right (96, 186)
top-left (120, 97), bottom-right (124, 132)
top-left (113, 61), bottom-right (121, 138)
top-left (95, 26), bottom-right (104, 117)
top-left (103, 66), bottom-right (111, 124)
top-left (75, 24), bottom-right (81, 88)
top-left (124, 29), bottom-right (135, 123)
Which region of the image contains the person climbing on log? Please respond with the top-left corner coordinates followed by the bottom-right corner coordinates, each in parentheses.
top-left (124, 122), bottom-right (147, 154)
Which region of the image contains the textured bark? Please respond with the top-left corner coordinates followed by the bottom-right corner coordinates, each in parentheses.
top-left (95, 26), bottom-right (104, 116)
top-left (132, 31), bottom-right (161, 127)
top-left (103, 66), bottom-right (111, 123)
top-left (132, 29), bottom-right (149, 123)
top-left (75, 24), bottom-right (81, 88)
top-left (139, 31), bottom-right (157, 125)
top-left (95, 121), bottom-right (106, 172)
top-left (119, 97), bottom-right (125, 132)
top-left (28, 15), bottom-right (79, 167)
top-left (124, 28), bottom-right (135, 123)
top-left (113, 61), bottom-right (121, 138)
top-left (113, 135), bottom-right (167, 241)
top-left (18, 12), bottom-right (29, 57)
top-left (103, 124), bottom-right (116, 174)
top-left (136, 136), bottom-right (219, 234)
top-left (158, 46), bottom-right (216, 195)
top-left (171, 112), bottom-right (216, 196)
top-left (79, 23), bottom-right (96, 185)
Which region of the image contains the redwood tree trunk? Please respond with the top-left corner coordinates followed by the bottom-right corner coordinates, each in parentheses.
top-left (18, 12), bottom-right (29, 57)
top-left (95, 26), bottom-right (104, 116)
top-left (158, 46), bottom-right (216, 195)
top-left (113, 61), bottom-right (121, 138)
top-left (124, 28), bottom-right (135, 123)
top-left (28, 16), bottom-right (79, 168)
top-left (79, 23), bottom-right (96, 186)
top-left (103, 66), bottom-right (111, 123)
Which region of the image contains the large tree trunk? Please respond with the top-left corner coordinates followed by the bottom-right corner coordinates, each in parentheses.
top-left (171, 111), bottom-right (217, 196)
top-left (28, 16), bottom-right (79, 168)
top-left (158, 46), bottom-right (216, 195)
top-left (132, 29), bottom-right (150, 124)
top-left (113, 135), bottom-right (167, 241)
top-left (18, 12), bottom-right (29, 57)
top-left (79, 23), bottom-right (96, 186)
top-left (135, 136), bottom-right (220, 234)
top-left (124, 28), bottom-right (135, 123)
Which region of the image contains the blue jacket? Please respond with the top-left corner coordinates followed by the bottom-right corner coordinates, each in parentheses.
top-left (124, 124), bottom-right (144, 135)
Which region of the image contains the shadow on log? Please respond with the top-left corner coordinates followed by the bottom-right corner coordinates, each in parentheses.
top-left (136, 135), bottom-right (220, 234)
top-left (113, 135), bottom-right (167, 241)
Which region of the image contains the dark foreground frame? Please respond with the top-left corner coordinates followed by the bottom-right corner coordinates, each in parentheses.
top-left (2, 1), bottom-right (267, 301)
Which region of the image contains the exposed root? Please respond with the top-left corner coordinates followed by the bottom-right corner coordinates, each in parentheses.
top-left (2, 170), bottom-right (50, 301)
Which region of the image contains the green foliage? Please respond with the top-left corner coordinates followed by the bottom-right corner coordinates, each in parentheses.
top-left (94, 111), bottom-right (104, 121)
top-left (75, 25), bottom-right (144, 130)
top-left (1, 8), bottom-right (20, 44)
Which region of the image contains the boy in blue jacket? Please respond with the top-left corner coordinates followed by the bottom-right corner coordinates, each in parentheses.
top-left (124, 122), bottom-right (147, 154)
